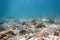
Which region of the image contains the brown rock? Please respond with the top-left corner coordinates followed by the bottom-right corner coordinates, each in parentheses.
top-left (3, 36), bottom-right (9, 40)
top-left (38, 37), bottom-right (44, 40)
top-left (38, 31), bottom-right (46, 36)
top-left (0, 33), bottom-right (7, 39)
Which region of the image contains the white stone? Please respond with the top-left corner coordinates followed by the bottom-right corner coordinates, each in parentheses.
top-left (19, 38), bottom-right (27, 40)
top-left (29, 38), bottom-right (34, 40)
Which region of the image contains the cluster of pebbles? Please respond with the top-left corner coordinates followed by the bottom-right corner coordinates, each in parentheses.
top-left (0, 18), bottom-right (60, 40)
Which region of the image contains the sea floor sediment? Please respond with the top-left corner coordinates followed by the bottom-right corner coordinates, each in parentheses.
top-left (0, 18), bottom-right (60, 40)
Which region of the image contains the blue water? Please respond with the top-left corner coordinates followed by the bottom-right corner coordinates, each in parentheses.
top-left (0, 0), bottom-right (60, 19)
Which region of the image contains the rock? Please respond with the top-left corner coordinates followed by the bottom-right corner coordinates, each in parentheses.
top-left (54, 31), bottom-right (59, 36)
top-left (34, 37), bottom-right (38, 40)
top-left (8, 38), bottom-right (16, 40)
top-left (2, 36), bottom-right (9, 40)
top-left (19, 38), bottom-right (27, 40)
top-left (0, 31), bottom-right (16, 40)
top-left (28, 36), bottom-right (33, 40)
top-left (6, 31), bottom-right (16, 37)
top-left (47, 18), bottom-right (55, 23)
top-left (38, 37), bottom-right (44, 40)
top-left (43, 28), bottom-right (57, 33)
top-left (35, 23), bottom-right (45, 28)
top-left (0, 27), bottom-right (6, 32)
top-left (0, 20), bottom-right (4, 25)
top-left (22, 22), bottom-right (27, 25)
top-left (0, 33), bottom-right (7, 39)
top-left (38, 30), bottom-right (46, 36)
top-left (27, 33), bottom-right (34, 40)
top-left (29, 37), bottom-right (34, 40)
top-left (31, 19), bottom-right (36, 25)
top-left (19, 30), bottom-right (27, 35)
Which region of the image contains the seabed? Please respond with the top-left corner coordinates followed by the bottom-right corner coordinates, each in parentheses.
top-left (0, 18), bottom-right (60, 40)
